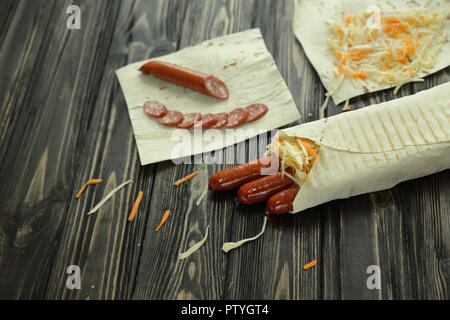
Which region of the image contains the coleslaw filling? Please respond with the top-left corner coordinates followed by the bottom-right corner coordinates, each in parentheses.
top-left (321, 6), bottom-right (448, 117)
top-left (268, 133), bottom-right (320, 187)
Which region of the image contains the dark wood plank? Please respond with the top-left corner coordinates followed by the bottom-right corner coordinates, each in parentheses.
top-left (131, 0), bottom-right (236, 300)
top-left (0, 0), bottom-right (122, 299)
top-left (43, 0), bottom-right (150, 299)
top-left (221, 0), bottom-right (323, 300)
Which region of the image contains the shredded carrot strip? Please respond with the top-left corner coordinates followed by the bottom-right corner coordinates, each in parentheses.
top-left (128, 191), bottom-right (144, 222)
top-left (383, 17), bottom-right (401, 24)
top-left (344, 14), bottom-right (355, 25)
top-left (174, 171), bottom-right (199, 186)
top-left (400, 36), bottom-right (414, 44)
top-left (405, 46), bottom-right (415, 56)
top-left (357, 71), bottom-right (367, 80)
top-left (387, 48), bottom-right (393, 57)
top-left (299, 138), bottom-right (318, 158)
top-left (333, 50), bottom-right (343, 59)
top-left (75, 179), bottom-right (103, 199)
top-left (303, 260), bottom-right (318, 270)
top-left (155, 210), bottom-right (171, 232)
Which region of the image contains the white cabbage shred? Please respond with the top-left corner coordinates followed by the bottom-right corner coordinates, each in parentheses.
top-left (87, 180), bottom-right (133, 216)
top-left (268, 133), bottom-right (320, 187)
top-left (322, 7), bottom-right (448, 116)
top-left (178, 226), bottom-right (210, 260)
top-left (196, 188), bottom-right (208, 206)
top-left (222, 216), bottom-right (268, 253)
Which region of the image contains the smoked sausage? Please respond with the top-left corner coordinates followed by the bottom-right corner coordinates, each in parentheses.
top-left (208, 156), bottom-right (279, 191)
top-left (140, 61), bottom-right (229, 100)
top-left (225, 108), bottom-right (249, 128)
top-left (209, 113), bottom-right (228, 129)
top-left (177, 113), bottom-right (201, 129)
top-left (266, 185), bottom-right (300, 214)
top-left (237, 170), bottom-right (295, 205)
top-left (193, 113), bottom-right (218, 129)
top-left (245, 103), bottom-right (268, 122)
top-left (157, 110), bottom-right (184, 126)
top-left (143, 101), bottom-right (168, 118)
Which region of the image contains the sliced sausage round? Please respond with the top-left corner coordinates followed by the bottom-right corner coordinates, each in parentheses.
top-left (225, 108), bottom-right (249, 128)
top-left (143, 101), bottom-right (168, 118)
top-left (209, 113), bottom-right (229, 129)
top-left (193, 113), bottom-right (218, 129)
top-left (205, 76), bottom-right (229, 100)
top-left (177, 113), bottom-right (201, 129)
top-left (245, 103), bottom-right (268, 122)
top-left (157, 110), bottom-right (184, 127)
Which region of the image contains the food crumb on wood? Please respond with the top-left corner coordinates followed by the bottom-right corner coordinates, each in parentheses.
top-left (178, 226), bottom-right (210, 260)
top-left (343, 104), bottom-right (352, 111)
top-left (75, 179), bottom-right (103, 199)
top-left (303, 260), bottom-right (317, 270)
top-left (128, 191), bottom-right (144, 222)
top-left (155, 210), bottom-right (171, 232)
top-left (174, 171), bottom-right (199, 186)
top-left (196, 189), bottom-right (208, 206)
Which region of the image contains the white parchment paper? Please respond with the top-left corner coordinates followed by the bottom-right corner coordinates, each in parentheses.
top-left (116, 29), bottom-right (300, 165)
top-left (293, 0), bottom-right (450, 104)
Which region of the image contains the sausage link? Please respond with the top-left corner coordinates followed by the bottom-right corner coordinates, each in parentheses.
top-left (266, 185), bottom-right (300, 214)
top-left (208, 156), bottom-right (279, 191)
top-left (237, 170), bottom-right (295, 205)
top-left (140, 61), bottom-right (229, 100)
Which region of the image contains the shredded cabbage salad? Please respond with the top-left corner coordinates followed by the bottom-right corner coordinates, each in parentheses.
top-left (322, 6), bottom-right (448, 115)
top-left (268, 133), bottom-right (320, 187)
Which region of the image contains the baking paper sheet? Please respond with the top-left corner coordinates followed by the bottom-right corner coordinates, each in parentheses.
top-left (273, 81), bottom-right (450, 213)
top-left (293, 0), bottom-right (450, 105)
top-left (116, 29), bottom-right (300, 166)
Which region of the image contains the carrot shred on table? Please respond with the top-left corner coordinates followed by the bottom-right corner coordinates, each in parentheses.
top-left (174, 171), bottom-right (199, 186)
top-left (128, 191), bottom-right (144, 222)
top-left (155, 210), bottom-right (171, 232)
top-left (75, 179), bottom-right (103, 199)
top-left (303, 260), bottom-right (318, 270)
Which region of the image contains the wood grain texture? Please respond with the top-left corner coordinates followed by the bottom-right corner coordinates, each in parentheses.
top-left (0, 0), bottom-right (448, 300)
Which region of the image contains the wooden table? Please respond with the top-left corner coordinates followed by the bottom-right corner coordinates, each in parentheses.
top-left (0, 0), bottom-right (448, 300)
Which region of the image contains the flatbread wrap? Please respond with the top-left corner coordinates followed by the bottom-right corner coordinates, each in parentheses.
top-left (268, 82), bottom-right (450, 213)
